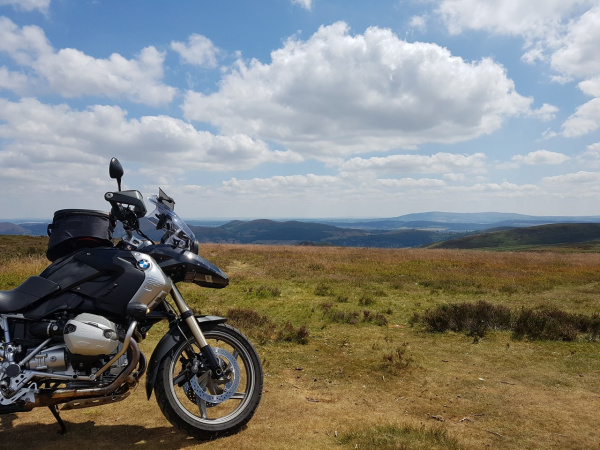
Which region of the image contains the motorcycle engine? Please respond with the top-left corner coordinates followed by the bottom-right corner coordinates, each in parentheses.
top-left (63, 313), bottom-right (119, 356)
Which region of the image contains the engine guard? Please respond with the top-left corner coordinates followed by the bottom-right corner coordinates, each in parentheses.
top-left (145, 315), bottom-right (227, 399)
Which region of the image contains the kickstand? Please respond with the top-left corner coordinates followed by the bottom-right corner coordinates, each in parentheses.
top-left (48, 405), bottom-right (67, 435)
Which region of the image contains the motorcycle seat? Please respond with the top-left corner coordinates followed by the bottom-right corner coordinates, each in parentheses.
top-left (0, 276), bottom-right (61, 313)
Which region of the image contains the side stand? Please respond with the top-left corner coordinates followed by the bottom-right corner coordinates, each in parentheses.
top-left (48, 405), bottom-right (67, 435)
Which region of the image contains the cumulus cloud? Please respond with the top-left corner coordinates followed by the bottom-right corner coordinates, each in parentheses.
top-left (0, 66), bottom-right (29, 93)
top-left (0, 98), bottom-right (301, 176)
top-left (551, 6), bottom-right (600, 79)
top-left (542, 170), bottom-right (600, 199)
top-left (0, 17), bottom-right (52, 65)
top-left (222, 174), bottom-right (339, 196)
top-left (511, 149), bottom-right (570, 165)
top-left (0, 0), bottom-right (50, 13)
top-left (562, 98), bottom-right (600, 137)
top-left (583, 142), bottom-right (600, 157)
top-left (215, 172), bottom-right (548, 218)
top-left (339, 152), bottom-right (487, 175)
top-left (448, 181), bottom-right (543, 198)
top-left (409, 15), bottom-right (427, 33)
top-left (35, 47), bottom-right (176, 106)
top-left (171, 34), bottom-right (220, 68)
top-left (529, 103), bottom-right (559, 121)
top-left (436, 0), bottom-right (599, 76)
top-left (576, 142), bottom-right (600, 168)
top-left (291, 0), bottom-right (312, 11)
top-left (183, 22), bottom-right (532, 158)
top-left (579, 77), bottom-right (600, 97)
top-left (544, 171), bottom-right (600, 185)
top-left (435, 1), bottom-right (600, 139)
top-left (552, 7), bottom-right (600, 138)
top-left (0, 17), bottom-right (175, 106)
top-left (376, 177), bottom-right (445, 188)
top-left (436, 0), bottom-right (594, 41)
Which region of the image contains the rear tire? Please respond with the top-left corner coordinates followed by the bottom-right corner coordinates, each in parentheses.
top-left (155, 323), bottom-right (263, 439)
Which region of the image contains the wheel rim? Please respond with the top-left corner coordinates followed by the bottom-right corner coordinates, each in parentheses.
top-left (167, 329), bottom-right (257, 424)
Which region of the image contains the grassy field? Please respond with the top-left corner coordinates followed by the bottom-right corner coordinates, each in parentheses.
top-left (1, 241), bottom-right (599, 449)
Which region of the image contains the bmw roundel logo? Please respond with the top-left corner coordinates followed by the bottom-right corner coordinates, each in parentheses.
top-left (137, 259), bottom-right (151, 270)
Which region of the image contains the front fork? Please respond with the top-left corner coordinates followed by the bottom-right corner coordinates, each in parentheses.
top-left (170, 284), bottom-right (224, 378)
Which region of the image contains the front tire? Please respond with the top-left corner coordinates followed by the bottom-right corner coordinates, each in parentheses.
top-left (155, 323), bottom-right (263, 440)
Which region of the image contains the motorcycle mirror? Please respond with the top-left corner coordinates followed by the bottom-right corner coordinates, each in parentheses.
top-left (109, 157), bottom-right (124, 191)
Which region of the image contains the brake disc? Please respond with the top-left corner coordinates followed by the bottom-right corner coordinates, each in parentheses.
top-left (188, 347), bottom-right (241, 404)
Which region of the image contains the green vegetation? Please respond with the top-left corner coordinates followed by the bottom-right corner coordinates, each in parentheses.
top-left (411, 300), bottom-right (600, 341)
top-left (1, 238), bottom-right (599, 449)
top-left (338, 424), bottom-right (461, 449)
top-left (0, 235), bottom-right (48, 261)
top-left (430, 223), bottom-right (600, 251)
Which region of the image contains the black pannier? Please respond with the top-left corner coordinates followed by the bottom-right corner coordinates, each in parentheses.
top-left (47, 210), bottom-right (115, 261)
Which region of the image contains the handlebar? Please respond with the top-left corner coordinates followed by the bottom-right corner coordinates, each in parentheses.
top-left (105, 190), bottom-right (147, 231)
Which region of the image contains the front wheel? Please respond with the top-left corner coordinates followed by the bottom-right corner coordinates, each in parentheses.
top-left (155, 323), bottom-right (263, 440)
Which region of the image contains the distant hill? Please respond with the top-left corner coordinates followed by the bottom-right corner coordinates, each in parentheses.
top-left (188, 219), bottom-right (455, 247)
top-left (0, 223), bottom-right (30, 235)
top-left (4, 212), bottom-right (600, 250)
top-left (319, 212), bottom-right (600, 232)
top-left (429, 223), bottom-right (600, 250)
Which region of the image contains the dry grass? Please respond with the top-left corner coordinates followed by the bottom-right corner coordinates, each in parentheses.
top-left (1, 244), bottom-right (599, 449)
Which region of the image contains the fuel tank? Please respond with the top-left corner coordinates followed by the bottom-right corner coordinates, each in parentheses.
top-left (26, 248), bottom-right (163, 320)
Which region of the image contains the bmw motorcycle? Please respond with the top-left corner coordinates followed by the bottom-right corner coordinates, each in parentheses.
top-left (0, 158), bottom-right (263, 439)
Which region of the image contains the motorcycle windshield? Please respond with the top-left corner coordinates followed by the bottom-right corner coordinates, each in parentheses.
top-left (148, 195), bottom-right (196, 247)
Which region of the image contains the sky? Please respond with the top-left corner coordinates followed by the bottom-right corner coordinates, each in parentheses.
top-left (1, 0), bottom-right (600, 220)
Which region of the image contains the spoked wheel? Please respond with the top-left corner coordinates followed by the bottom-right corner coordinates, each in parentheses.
top-left (155, 324), bottom-right (263, 440)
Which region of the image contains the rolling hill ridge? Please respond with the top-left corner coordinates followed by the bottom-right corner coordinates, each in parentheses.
top-left (3, 212), bottom-right (600, 249)
top-left (429, 223), bottom-right (600, 250)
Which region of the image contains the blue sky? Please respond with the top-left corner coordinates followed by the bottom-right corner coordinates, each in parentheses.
top-left (1, 0), bottom-right (600, 220)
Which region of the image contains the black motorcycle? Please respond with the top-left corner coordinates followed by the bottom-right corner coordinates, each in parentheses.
top-left (0, 158), bottom-right (263, 439)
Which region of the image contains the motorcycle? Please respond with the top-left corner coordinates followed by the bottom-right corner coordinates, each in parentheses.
top-left (0, 158), bottom-right (263, 439)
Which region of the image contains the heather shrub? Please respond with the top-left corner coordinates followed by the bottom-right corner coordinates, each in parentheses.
top-left (412, 301), bottom-right (599, 341)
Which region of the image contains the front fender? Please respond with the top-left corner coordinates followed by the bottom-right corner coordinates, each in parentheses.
top-left (145, 315), bottom-right (227, 399)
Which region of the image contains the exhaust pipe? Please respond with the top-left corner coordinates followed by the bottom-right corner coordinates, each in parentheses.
top-left (35, 338), bottom-right (141, 408)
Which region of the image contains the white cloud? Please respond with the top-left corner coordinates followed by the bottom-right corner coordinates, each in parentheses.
top-left (222, 174), bottom-right (338, 196)
top-left (216, 172), bottom-right (549, 218)
top-left (544, 171), bottom-right (600, 185)
top-left (171, 34), bottom-right (220, 68)
top-left (542, 170), bottom-right (600, 199)
top-left (339, 152), bottom-right (487, 175)
top-left (578, 77), bottom-right (600, 97)
top-left (434, 1), bottom-right (600, 142)
top-left (291, 0), bottom-right (312, 11)
top-left (583, 142), bottom-right (600, 157)
top-left (551, 6), bottom-right (600, 79)
top-left (436, 0), bottom-right (594, 41)
top-left (521, 47), bottom-right (545, 65)
top-left (529, 103), bottom-right (559, 121)
top-left (376, 177), bottom-right (445, 188)
top-left (183, 22), bottom-right (532, 158)
top-left (0, 0), bottom-right (50, 13)
top-left (562, 98), bottom-right (600, 137)
top-left (409, 15), bottom-right (427, 33)
top-left (0, 17), bottom-right (52, 65)
top-left (35, 47), bottom-right (176, 106)
top-left (552, 7), bottom-right (600, 138)
top-left (436, 0), bottom-right (600, 80)
top-left (0, 98), bottom-right (300, 176)
top-left (576, 142), bottom-right (600, 168)
top-left (448, 181), bottom-right (543, 198)
top-left (511, 149), bottom-right (570, 165)
top-left (0, 66), bottom-right (29, 93)
top-left (0, 17), bottom-right (175, 106)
